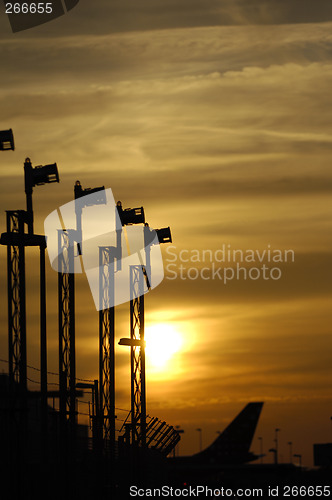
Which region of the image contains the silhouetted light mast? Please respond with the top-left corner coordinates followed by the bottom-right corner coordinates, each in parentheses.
top-left (196, 428), bottom-right (203, 452)
top-left (288, 441), bottom-right (293, 463)
top-left (269, 447), bottom-right (277, 465)
top-left (58, 181), bottom-right (106, 463)
top-left (119, 224), bottom-right (172, 449)
top-left (99, 200), bottom-right (144, 459)
top-left (0, 156), bottom-right (59, 492)
top-left (274, 427), bottom-right (281, 464)
top-left (258, 436), bottom-right (264, 463)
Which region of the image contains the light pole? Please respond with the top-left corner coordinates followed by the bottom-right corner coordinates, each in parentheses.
top-left (174, 426), bottom-right (184, 457)
top-left (293, 453), bottom-right (302, 470)
top-left (119, 223), bottom-right (172, 449)
top-left (258, 436), bottom-right (264, 463)
top-left (196, 428), bottom-right (202, 452)
top-left (288, 441), bottom-right (293, 463)
top-left (275, 428), bottom-right (280, 464)
top-left (269, 448), bottom-right (277, 465)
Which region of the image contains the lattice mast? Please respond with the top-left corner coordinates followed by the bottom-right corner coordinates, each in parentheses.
top-left (6, 211), bottom-right (27, 391)
top-left (99, 246), bottom-right (116, 455)
top-left (58, 229), bottom-right (77, 441)
top-left (130, 265), bottom-right (146, 446)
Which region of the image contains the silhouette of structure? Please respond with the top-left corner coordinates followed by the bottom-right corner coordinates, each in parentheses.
top-left (58, 228), bottom-right (77, 460)
top-left (99, 201), bottom-right (145, 457)
top-left (58, 182), bottom-right (105, 461)
top-left (0, 157), bottom-right (59, 497)
top-left (0, 128), bottom-right (15, 150)
top-left (99, 245), bottom-right (116, 456)
top-left (2, 152), bottom-right (331, 499)
top-left (119, 225), bottom-right (172, 449)
top-left (54, 179), bottom-right (176, 489)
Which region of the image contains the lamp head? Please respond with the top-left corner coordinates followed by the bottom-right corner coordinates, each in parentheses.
top-left (0, 129), bottom-right (15, 151)
top-left (74, 180), bottom-right (106, 206)
top-left (144, 225), bottom-right (172, 247)
top-left (24, 158), bottom-right (59, 194)
top-left (156, 227), bottom-right (172, 244)
top-left (32, 163), bottom-right (59, 186)
top-left (117, 202), bottom-right (145, 225)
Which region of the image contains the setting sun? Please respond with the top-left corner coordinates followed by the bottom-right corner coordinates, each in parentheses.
top-left (145, 323), bottom-right (183, 369)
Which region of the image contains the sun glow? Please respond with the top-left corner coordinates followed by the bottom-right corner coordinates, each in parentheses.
top-left (145, 323), bottom-right (183, 370)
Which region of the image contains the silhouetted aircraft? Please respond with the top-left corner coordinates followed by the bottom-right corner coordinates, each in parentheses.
top-left (168, 402), bottom-right (264, 479)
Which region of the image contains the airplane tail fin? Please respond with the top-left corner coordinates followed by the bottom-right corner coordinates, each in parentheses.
top-left (195, 402), bottom-right (264, 464)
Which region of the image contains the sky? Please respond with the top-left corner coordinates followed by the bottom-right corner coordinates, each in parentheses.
top-left (0, 1), bottom-right (332, 466)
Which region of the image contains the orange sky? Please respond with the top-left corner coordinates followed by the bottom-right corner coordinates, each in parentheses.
top-left (0, 1), bottom-right (332, 467)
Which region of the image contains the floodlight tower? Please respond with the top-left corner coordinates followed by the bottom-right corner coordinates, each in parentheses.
top-left (24, 158), bottom-right (59, 452)
top-left (99, 201), bottom-right (144, 457)
top-left (0, 157), bottom-right (59, 468)
top-left (1, 158), bottom-right (59, 393)
top-left (58, 181), bottom-right (105, 450)
top-left (119, 225), bottom-right (172, 447)
top-left (58, 227), bottom-right (76, 448)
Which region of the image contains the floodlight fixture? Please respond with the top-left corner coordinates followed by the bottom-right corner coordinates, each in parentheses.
top-left (24, 157), bottom-right (59, 234)
top-left (25, 158), bottom-right (59, 192)
top-left (74, 180), bottom-right (106, 206)
top-left (115, 201), bottom-right (145, 272)
top-left (156, 227), bottom-right (172, 244)
top-left (0, 128), bottom-right (15, 151)
top-left (30, 163), bottom-right (59, 186)
top-left (144, 224), bottom-right (172, 247)
top-left (116, 201), bottom-right (145, 226)
top-left (143, 224), bottom-right (172, 291)
top-left (73, 181), bottom-right (107, 256)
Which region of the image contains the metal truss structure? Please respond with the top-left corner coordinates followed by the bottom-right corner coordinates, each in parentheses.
top-left (145, 416), bottom-right (181, 456)
top-left (1, 158), bottom-right (59, 454)
top-left (99, 246), bottom-right (116, 456)
top-left (120, 413), bottom-right (181, 457)
top-left (58, 229), bottom-right (76, 445)
top-left (1, 163), bottom-right (177, 494)
top-left (3, 210), bottom-right (47, 403)
top-left (130, 265), bottom-right (146, 447)
top-left (1, 208), bottom-right (48, 494)
top-left (6, 211), bottom-right (27, 390)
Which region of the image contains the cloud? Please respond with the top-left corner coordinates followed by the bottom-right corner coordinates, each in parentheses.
top-left (2, 24), bottom-right (332, 189)
top-left (2, 0), bottom-right (332, 38)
